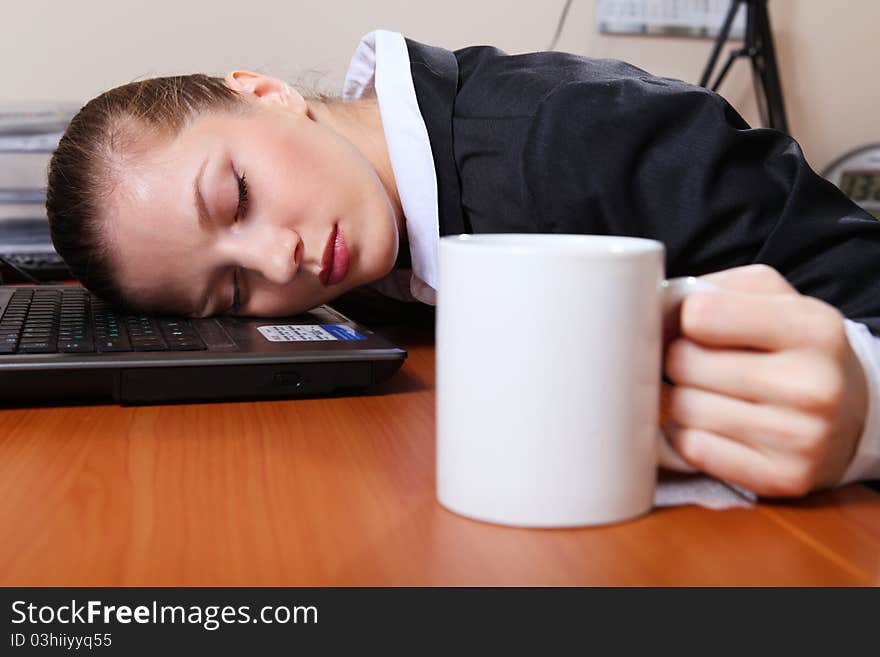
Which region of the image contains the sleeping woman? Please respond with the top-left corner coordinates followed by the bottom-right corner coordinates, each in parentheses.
top-left (45, 30), bottom-right (880, 496)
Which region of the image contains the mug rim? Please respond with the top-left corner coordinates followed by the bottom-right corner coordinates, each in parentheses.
top-left (440, 233), bottom-right (664, 257)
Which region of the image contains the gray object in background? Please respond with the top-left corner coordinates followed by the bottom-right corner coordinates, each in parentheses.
top-left (597, 0), bottom-right (745, 38)
top-left (0, 104), bottom-right (77, 279)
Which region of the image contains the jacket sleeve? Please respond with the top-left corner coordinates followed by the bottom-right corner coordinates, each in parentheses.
top-left (525, 73), bottom-right (880, 333)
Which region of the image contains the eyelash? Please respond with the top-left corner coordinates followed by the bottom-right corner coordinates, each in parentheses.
top-left (231, 169), bottom-right (248, 315)
top-left (235, 171), bottom-right (249, 220)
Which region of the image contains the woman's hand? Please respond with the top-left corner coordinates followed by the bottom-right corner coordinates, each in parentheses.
top-left (662, 264), bottom-right (869, 497)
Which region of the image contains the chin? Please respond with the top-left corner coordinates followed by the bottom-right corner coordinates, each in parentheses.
top-left (363, 236), bottom-right (399, 284)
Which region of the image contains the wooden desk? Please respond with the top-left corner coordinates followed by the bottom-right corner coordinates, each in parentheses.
top-left (1, 316), bottom-right (879, 587)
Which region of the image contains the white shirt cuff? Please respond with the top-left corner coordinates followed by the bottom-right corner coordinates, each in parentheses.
top-left (838, 319), bottom-right (880, 485)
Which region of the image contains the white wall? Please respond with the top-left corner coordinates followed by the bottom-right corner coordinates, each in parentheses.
top-left (2, 0), bottom-right (876, 171)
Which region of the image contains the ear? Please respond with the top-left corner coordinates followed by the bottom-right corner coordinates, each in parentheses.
top-left (223, 71), bottom-right (307, 115)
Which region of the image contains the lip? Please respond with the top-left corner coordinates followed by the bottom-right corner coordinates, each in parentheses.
top-left (319, 223), bottom-right (350, 287)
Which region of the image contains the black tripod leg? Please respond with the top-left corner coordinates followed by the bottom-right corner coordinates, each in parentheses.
top-left (744, 1), bottom-right (770, 126)
top-left (750, 50), bottom-right (771, 127)
top-left (700, 0), bottom-right (743, 87)
top-left (755, 2), bottom-right (789, 133)
top-left (711, 47), bottom-right (747, 91)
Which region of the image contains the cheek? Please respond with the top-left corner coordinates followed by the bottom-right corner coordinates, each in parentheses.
top-left (260, 145), bottom-right (313, 208)
top-left (293, 130), bottom-right (373, 201)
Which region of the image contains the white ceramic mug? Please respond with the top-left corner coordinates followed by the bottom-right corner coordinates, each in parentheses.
top-left (436, 234), bottom-right (710, 528)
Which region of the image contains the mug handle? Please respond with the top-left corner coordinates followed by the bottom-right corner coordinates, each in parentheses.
top-left (658, 277), bottom-right (718, 473)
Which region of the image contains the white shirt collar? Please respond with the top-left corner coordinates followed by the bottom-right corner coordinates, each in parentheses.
top-left (342, 29), bottom-right (439, 305)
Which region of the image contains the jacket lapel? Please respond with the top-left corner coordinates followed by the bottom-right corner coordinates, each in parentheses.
top-left (405, 38), bottom-right (468, 236)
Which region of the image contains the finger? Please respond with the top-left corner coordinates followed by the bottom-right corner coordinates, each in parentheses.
top-left (665, 338), bottom-right (843, 412)
top-left (657, 425), bottom-right (699, 473)
top-left (680, 288), bottom-right (834, 351)
top-left (666, 385), bottom-right (827, 455)
top-left (665, 425), bottom-right (802, 497)
top-left (699, 264), bottom-right (796, 295)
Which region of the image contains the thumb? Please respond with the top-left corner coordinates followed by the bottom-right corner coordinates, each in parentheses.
top-left (699, 264), bottom-right (797, 295)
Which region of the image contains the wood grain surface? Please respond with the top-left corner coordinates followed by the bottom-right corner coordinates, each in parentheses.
top-left (1, 316), bottom-right (879, 586)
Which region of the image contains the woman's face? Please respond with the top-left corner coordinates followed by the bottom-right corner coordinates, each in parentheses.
top-left (105, 73), bottom-right (401, 317)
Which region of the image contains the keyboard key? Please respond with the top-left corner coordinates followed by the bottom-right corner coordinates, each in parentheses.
top-left (96, 338), bottom-right (132, 352)
top-left (164, 342), bottom-right (206, 351)
top-left (19, 341), bottom-right (57, 353)
top-left (132, 342), bottom-right (168, 352)
top-left (59, 341), bottom-right (95, 352)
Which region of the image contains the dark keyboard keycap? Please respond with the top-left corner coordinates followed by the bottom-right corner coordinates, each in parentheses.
top-left (131, 342), bottom-right (168, 352)
top-left (96, 337), bottom-right (132, 353)
top-left (59, 341), bottom-right (95, 353)
top-left (19, 341), bottom-right (57, 353)
top-left (164, 342), bottom-right (205, 351)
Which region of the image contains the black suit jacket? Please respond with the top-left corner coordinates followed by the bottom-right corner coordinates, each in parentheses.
top-left (405, 38), bottom-right (880, 334)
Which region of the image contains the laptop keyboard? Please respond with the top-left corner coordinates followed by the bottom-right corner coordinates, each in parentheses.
top-left (0, 288), bottom-right (207, 354)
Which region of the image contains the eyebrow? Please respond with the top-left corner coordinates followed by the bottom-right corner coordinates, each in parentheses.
top-left (193, 155), bottom-right (212, 230)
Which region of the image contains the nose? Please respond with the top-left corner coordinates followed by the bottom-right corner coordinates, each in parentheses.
top-left (231, 224), bottom-right (303, 285)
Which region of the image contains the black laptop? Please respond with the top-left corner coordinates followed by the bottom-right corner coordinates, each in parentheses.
top-left (0, 284), bottom-right (406, 404)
